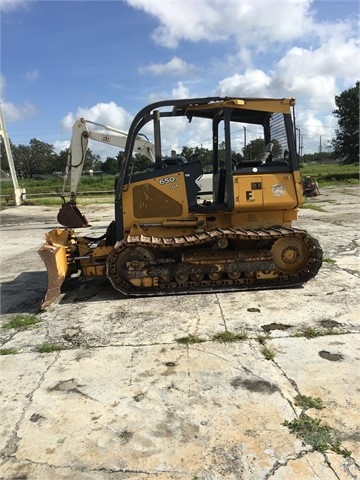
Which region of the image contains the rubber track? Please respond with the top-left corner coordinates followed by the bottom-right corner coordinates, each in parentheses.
top-left (106, 226), bottom-right (323, 296)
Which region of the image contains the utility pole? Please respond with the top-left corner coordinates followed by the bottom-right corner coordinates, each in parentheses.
top-left (0, 104), bottom-right (25, 206)
top-left (243, 126), bottom-right (247, 148)
top-left (295, 127), bottom-right (301, 156)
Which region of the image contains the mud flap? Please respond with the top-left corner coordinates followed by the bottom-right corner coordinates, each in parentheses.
top-left (38, 243), bottom-right (69, 309)
top-left (57, 203), bottom-right (89, 228)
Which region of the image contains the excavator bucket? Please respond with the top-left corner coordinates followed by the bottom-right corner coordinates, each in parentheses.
top-left (38, 229), bottom-right (71, 309)
top-left (57, 203), bottom-right (89, 228)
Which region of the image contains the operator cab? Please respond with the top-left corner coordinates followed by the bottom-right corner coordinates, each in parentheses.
top-left (116, 97), bottom-right (298, 238)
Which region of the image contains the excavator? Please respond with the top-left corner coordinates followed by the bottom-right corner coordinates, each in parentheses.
top-left (56, 117), bottom-right (157, 228)
top-left (38, 96), bottom-right (323, 309)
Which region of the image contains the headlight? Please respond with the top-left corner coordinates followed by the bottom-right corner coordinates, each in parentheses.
top-left (272, 184), bottom-right (286, 196)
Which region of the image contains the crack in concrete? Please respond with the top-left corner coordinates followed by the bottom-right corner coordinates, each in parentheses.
top-left (193, 345), bottom-right (254, 377)
top-left (323, 453), bottom-right (343, 480)
top-left (215, 293), bottom-right (228, 331)
top-left (333, 262), bottom-right (360, 278)
top-left (269, 357), bottom-right (359, 479)
top-left (185, 343), bottom-right (191, 397)
top-left (337, 457), bottom-right (360, 478)
top-left (271, 357), bottom-right (302, 419)
top-left (265, 443), bottom-right (359, 480)
top-left (0, 328), bottom-right (22, 348)
top-left (1, 457), bottom-right (186, 477)
top-left (91, 466), bottom-right (186, 476)
top-left (128, 349), bottom-right (135, 387)
top-left (264, 449), bottom-right (312, 478)
top-left (1, 352), bottom-right (60, 460)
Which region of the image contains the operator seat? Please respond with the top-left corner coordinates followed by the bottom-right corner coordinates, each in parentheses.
top-left (255, 142), bottom-right (274, 163)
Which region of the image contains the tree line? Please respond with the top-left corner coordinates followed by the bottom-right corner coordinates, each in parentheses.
top-left (1, 82), bottom-right (358, 179)
top-left (0, 138), bottom-right (280, 179)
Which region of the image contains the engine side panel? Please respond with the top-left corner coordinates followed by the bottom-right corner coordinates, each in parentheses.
top-left (233, 173), bottom-right (300, 211)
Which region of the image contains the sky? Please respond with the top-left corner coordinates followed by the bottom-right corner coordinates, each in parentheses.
top-left (0, 0), bottom-right (359, 160)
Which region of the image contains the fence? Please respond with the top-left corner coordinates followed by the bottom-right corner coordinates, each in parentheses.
top-left (1, 190), bottom-right (115, 205)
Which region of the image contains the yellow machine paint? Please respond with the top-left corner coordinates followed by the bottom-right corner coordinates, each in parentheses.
top-left (38, 230), bottom-right (71, 309)
top-left (122, 170), bottom-right (190, 224)
top-left (38, 96), bottom-right (322, 308)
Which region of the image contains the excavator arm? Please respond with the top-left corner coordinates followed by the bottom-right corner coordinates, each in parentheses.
top-left (58, 118), bottom-right (156, 228)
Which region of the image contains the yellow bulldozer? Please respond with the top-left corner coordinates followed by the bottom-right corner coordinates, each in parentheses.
top-left (38, 96), bottom-right (323, 309)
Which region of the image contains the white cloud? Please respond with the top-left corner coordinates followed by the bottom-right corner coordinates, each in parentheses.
top-left (268, 33), bottom-right (359, 122)
top-left (60, 101), bottom-right (133, 132)
top-left (127, 0), bottom-right (225, 48)
top-left (60, 102), bottom-right (137, 160)
top-left (0, 0), bottom-right (27, 12)
top-left (139, 56), bottom-right (195, 76)
top-left (215, 69), bottom-right (272, 97)
top-left (53, 140), bottom-right (70, 154)
top-left (171, 81), bottom-right (191, 99)
top-left (211, 17), bottom-right (358, 151)
top-left (147, 81), bottom-right (194, 105)
top-left (5, 0), bottom-right (356, 157)
top-left (0, 74), bottom-right (37, 122)
top-left (125, 0), bottom-right (358, 107)
top-left (25, 69), bottom-right (40, 82)
top-left (295, 110), bottom-right (335, 153)
top-left (0, 74), bottom-right (6, 99)
top-left (126, 0), bottom-right (315, 49)
top-left (1, 101), bottom-right (37, 122)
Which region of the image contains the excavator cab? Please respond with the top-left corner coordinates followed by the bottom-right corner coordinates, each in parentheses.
top-left (39, 96), bottom-right (322, 308)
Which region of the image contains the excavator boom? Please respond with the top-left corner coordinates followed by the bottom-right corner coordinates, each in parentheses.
top-left (58, 118), bottom-right (156, 228)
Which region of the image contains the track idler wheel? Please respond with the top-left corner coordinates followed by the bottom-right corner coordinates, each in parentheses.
top-left (271, 236), bottom-right (308, 274)
top-left (108, 246), bottom-right (156, 289)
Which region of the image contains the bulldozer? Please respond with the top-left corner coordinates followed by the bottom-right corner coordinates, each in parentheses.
top-left (38, 96), bottom-right (323, 309)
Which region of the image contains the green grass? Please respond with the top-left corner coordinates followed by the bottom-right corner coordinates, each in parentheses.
top-left (261, 345), bottom-right (276, 360)
top-left (1, 175), bottom-right (116, 208)
top-left (301, 204), bottom-right (326, 212)
top-left (26, 195), bottom-right (114, 207)
top-left (293, 326), bottom-right (341, 339)
top-left (257, 334), bottom-right (270, 345)
top-left (294, 394), bottom-right (325, 410)
top-left (1, 176), bottom-right (116, 196)
top-left (283, 415), bottom-right (351, 457)
top-left (175, 334), bottom-right (207, 345)
top-left (256, 335), bottom-right (276, 360)
top-left (0, 348), bottom-right (18, 355)
top-left (299, 163), bottom-right (359, 186)
top-left (212, 331), bottom-right (248, 343)
top-left (2, 314), bottom-right (40, 330)
top-left (323, 258), bottom-right (336, 264)
top-left (36, 343), bottom-right (68, 353)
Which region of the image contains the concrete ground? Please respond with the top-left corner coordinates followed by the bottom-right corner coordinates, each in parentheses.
top-left (0, 185), bottom-right (359, 480)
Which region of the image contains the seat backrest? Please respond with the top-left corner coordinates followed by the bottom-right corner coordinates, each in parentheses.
top-left (255, 142), bottom-right (274, 163)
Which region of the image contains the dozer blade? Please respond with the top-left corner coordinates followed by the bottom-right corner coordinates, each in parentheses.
top-left (57, 203), bottom-right (89, 228)
top-left (38, 243), bottom-right (69, 309)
